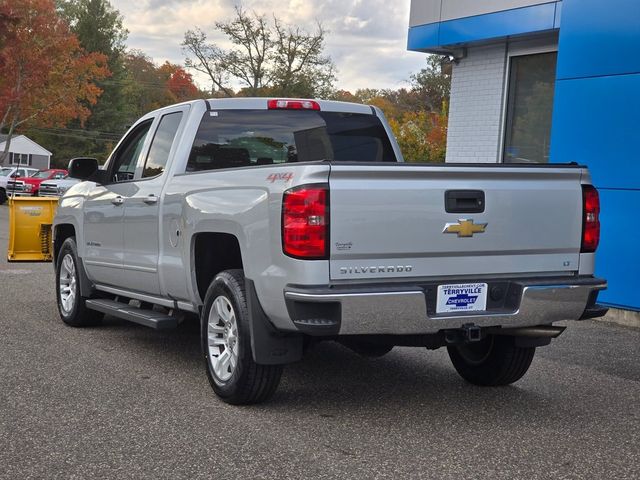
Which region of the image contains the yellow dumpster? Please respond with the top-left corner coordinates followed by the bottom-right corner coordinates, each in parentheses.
top-left (7, 197), bottom-right (58, 262)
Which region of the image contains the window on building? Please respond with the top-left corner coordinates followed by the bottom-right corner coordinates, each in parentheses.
top-left (9, 153), bottom-right (32, 166)
top-left (503, 52), bottom-right (557, 163)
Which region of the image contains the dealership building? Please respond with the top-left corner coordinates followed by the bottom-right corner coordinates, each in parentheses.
top-left (408, 0), bottom-right (639, 312)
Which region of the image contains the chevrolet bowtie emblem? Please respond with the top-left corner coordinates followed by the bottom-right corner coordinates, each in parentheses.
top-left (443, 219), bottom-right (487, 237)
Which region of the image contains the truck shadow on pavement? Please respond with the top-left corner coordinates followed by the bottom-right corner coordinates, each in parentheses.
top-left (97, 315), bottom-right (554, 415)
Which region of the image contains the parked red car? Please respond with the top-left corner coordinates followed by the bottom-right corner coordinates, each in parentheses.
top-left (9, 169), bottom-right (68, 196)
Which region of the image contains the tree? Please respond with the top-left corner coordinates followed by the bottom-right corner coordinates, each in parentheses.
top-left (335, 55), bottom-right (451, 163)
top-left (121, 50), bottom-right (175, 117)
top-left (58, 0), bottom-right (127, 62)
top-left (270, 19), bottom-right (336, 97)
top-left (159, 62), bottom-right (200, 102)
top-left (214, 8), bottom-right (271, 95)
top-left (50, 0), bottom-right (129, 160)
top-left (0, 4), bottom-right (18, 53)
top-left (0, 5), bottom-right (17, 90)
top-left (387, 107), bottom-right (448, 163)
top-left (409, 55), bottom-right (451, 113)
top-left (329, 90), bottom-right (358, 103)
top-left (0, 0), bottom-right (108, 163)
top-left (182, 7), bottom-right (336, 97)
top-left (182, 28), bottom-right (233, 97)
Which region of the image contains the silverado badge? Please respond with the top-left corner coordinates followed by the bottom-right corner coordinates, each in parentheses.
top-left (443, 219), bottom-right (487, 237)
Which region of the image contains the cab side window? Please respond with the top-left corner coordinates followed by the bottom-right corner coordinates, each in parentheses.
top-left (110, 120), bottom-right (153, 183)
top-left (141, 112), bottom-right (183, 178)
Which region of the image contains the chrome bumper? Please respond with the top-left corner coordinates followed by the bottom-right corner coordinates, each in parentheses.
top-left (284, 277), bottom-right (607, 335)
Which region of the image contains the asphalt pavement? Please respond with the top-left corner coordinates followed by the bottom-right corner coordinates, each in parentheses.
top-left (0, 203), bottom-right (638, 479)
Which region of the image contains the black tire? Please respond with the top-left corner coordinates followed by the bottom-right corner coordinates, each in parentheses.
top-left (447, 335), bottom-right (535, 386)
top-left (55, 237), bottom-right (103, 327)
top-left (201, 269), bottom-right (282, 405)
top-left (342, 339), bottom-right (394, 358)
top-left (0, 188), bottom-right (6, 205)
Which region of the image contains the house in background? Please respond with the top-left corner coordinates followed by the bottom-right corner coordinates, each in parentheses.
top-left (0, 134), bottom-right (52, 170)
top-left (407, 0), bottom-right (639, 313)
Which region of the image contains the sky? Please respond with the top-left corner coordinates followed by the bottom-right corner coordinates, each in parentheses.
top-left (110, 0), bottom-right (429, 93)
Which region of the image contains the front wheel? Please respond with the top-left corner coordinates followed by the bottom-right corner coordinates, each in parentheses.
top-left (447, 335), bottom-right (535, 386)
top-left (55, 237), bottom-right (103, 327)
top-left (0, 188), bottom-right (6, 205)
top-left (201, 269), bottom-right (282, 405)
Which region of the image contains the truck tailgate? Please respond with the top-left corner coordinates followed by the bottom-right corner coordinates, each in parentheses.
top-left (328, 164), bottom-right (584, 281)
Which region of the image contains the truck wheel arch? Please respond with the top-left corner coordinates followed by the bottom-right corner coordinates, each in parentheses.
top-left (53, 224), bottom-right (77, 264)
top-left (193, 232), bottom-right (244, 303)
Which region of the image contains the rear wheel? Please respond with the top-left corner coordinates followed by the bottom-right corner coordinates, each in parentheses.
top-left (0, 188), bottom-right (6, 205)
top-left (55, 237), bottom-right (103, 327)
top-left (447, 335), bottom-right (535, 386)
top-left (202, 269), bottom-right (282, 405)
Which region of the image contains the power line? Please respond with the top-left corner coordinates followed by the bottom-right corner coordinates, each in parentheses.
top-left (28, 128), bottom-right (121, 143)
top-left (30, 126), bottom-right (123, 138)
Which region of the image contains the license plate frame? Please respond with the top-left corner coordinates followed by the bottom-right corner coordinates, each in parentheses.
top-left (436, 282), bottom-right (488, 314)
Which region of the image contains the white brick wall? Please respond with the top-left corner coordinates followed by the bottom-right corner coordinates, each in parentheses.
top-left (446, 43), bottom-right (507, 163)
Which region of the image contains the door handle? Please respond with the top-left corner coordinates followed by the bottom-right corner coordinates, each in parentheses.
top-left (143, 194), bottom-right (158, 205)
top-left (444, 190), bottom-right (485, 214)
top-left (111, 196), bottom-right (124, 206)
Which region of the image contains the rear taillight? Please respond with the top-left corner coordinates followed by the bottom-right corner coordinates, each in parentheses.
top-left (282, 185), bottom-right (329, 259)
top-left (581, 185), bottom-right (600, 253)
top-left (268, 99), bottom-right (320, 111)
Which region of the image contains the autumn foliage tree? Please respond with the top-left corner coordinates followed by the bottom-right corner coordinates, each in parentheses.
top-left (120, 53), bottom-right (202, 121)
top-left (332, 56), bottom-right (450, 163)
top-left (159, 62), bottom-right (200, 102)
top-left (0, 0), bottom-right (108, 161)
top-left (387, 107), bottom-right (448, 163)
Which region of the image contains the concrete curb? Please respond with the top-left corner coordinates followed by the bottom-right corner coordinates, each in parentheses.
top-left (597, 308), bottom-right (640, 329)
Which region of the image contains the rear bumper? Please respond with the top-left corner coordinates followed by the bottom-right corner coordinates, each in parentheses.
top-left (284, 276), bottom-right (607, 335)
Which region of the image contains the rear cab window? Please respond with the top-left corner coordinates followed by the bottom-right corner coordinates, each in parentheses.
top-left (186, 110), bottom-right (397, 172)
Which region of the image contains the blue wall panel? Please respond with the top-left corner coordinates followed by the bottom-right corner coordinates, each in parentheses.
top-left (552, 0), bottom-right (640, 310)
top-left (593, 189), bottom-right (640, 310)
top-left (407, 2), bottom-right (560, 52)
top-left (550, 74), bottom-right (640, 190)
top-left (438, 3), bottom-right (557, 46)
top-left (556, 0), bottom-right (640, 79)
top-left (407, 23), bottom-right (440, 52)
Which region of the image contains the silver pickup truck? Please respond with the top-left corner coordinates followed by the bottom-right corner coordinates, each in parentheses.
top-left (53, 98), bottom-right (607, 404)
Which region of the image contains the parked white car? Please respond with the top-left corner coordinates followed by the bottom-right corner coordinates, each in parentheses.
top-left (0, 166), bottom-right (38, 204)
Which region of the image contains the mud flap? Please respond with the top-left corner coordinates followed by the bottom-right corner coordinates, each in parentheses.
top-left (246, 279), bottom-right (303, 365)
top-left (76, 256), bottom-right (95, 298)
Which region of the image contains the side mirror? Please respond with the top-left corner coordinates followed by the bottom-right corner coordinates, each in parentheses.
top-left (68, 157), bottom-right (99, 180)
